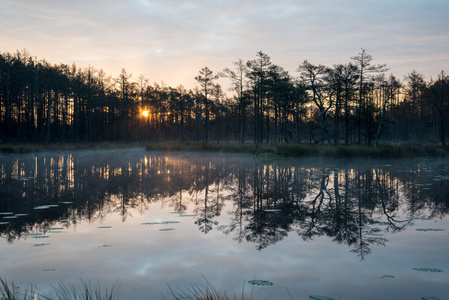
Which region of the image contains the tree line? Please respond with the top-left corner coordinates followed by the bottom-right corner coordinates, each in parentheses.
top-left (1, 49), bottom-right (448, 145)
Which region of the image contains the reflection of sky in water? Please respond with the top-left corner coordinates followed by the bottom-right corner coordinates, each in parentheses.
top-left (1, 150), bottom-right (449, 299)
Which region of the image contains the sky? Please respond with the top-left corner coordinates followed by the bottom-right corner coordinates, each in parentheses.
top-left (1, 0), bottom-right (449, 91)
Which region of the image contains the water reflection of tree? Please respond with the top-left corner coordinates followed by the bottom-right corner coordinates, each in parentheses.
top-left (1, 152), bottom-right (449, 260)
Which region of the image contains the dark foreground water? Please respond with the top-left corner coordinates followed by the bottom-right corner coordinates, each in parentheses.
top-left (1, 148), bottom-right (448, 300)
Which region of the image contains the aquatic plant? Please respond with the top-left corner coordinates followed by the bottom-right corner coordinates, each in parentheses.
top-left (247, 280), bottom-right (273, 286)
top-left (412, 268), bottom-right (444, 272)
top-left (378, 275), bottom-right (395, 279)
top-left (0, 277), bottom-right (120, 300)
top-left (0, 277), bottom-right (40, 300)
top-left (164, 276), bottom-right (258, 300)
top-left (309, 296), bottom-right (336, 300)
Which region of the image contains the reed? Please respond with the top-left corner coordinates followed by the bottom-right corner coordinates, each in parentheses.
top-left (0, 278), bottom-right (119, 300)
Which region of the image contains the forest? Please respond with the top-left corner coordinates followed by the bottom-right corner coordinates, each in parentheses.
top-left (1, 49), bottom-right (448, 146)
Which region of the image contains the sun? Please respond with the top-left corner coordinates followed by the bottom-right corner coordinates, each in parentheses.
top-left (141, 110), bottom-right (149, 117)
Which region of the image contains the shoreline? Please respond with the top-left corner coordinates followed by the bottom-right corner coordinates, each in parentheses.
top-left (1, 141), bottom-right (448, 158)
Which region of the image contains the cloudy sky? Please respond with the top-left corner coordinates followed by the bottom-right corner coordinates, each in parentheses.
top-left (1, 0), bottom-right (448, 90)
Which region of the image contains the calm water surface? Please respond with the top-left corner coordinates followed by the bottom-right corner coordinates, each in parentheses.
top-left (1, 148), bottom-right (448, 299)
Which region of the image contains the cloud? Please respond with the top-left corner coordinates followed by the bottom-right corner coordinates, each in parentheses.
top-left (1, 0), bottom-right (448, 88)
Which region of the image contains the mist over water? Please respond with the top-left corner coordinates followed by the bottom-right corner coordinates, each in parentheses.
top-left (1, 149), bottom-right (448, 299)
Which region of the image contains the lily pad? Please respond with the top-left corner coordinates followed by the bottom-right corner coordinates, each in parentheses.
top-left (159, 228), bottom-right (175, 231)
top-left (33, 205), bottom-right (50, 210)
top-left (248, 280), bottom-right (273, 286)
top-left (309, 296), bottom-right (335, 300)
top-left (33, 235), bottom-right (50, 239)
top-left (379, 275), bottom-right (395, 279)
top-left (32, 243), bottom-right (50, 247)
top-left (412, 268), bottom-right (443, 273)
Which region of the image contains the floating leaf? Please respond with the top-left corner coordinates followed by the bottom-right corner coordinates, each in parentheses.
top-left (248, 280), bottom-right (273, 286)
top-left (416, 229), bottom-right (444, 232)
top-left (379, 275), bottom-right (395, 279)
top-left (412, 268), bottom-right (443, 273)
top-left (32, 243), bottom-right (50, 247)
top-left (159, 228), bottom-right (175, 231)
top-left (24, 233), bottom-right (43, 236)
top-left (33, 205), bottom-right (50, 210)
top-left (309, 296), bottom-right (335, 300)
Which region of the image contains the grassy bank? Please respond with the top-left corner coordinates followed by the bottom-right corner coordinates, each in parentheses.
top-left (1, 141), bottom-right (448, 158)
top-left (145, 141), bottom-right (449, 158)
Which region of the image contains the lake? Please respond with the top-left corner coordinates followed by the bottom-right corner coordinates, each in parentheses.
top-left (1, 148), bottom-right (448, 299)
